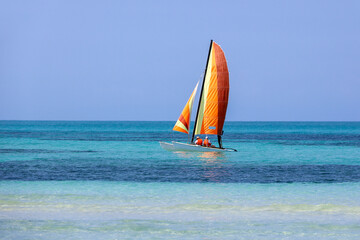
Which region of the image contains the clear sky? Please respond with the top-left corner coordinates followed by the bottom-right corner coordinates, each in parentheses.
top-left (1, 0), bottom-right (359, 121)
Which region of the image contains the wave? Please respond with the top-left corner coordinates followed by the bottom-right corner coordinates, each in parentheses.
top-left (1, 196), bottom-right (360, 215)
top-left (0, 149), bottom-right (98, 154)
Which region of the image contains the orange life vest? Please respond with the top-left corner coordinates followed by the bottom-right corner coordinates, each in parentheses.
top-left (203, 139), bottom-right (210, 147)
top-left (195, 138), bottom-right (203, 145)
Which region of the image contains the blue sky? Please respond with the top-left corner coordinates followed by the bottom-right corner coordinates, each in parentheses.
top-left (1, 0), bottom-right (359, 121)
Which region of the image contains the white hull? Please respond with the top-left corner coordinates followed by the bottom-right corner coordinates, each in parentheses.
top-left (159, 141), bottom-right (236, 152)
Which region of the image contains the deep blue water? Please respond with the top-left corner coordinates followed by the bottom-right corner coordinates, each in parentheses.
top-left (1, 121), bottom-right (359, 183)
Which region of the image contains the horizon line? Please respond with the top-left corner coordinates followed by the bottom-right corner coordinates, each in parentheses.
top-left (1, 120), bottom-right (359, 122)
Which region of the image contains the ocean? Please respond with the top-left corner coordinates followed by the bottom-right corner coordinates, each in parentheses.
top-left (0, 121), bottom-right (359, 239)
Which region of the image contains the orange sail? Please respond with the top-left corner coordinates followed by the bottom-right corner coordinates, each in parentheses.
top-left (173, 82), bottom-right (199, 134)
top-left (193, 41), bottom-right (229, 136)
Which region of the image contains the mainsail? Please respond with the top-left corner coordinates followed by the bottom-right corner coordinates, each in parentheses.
top-left (192, 40), bottom-right (229, 140)
top-left (173, 82), bottom-right (199, 134)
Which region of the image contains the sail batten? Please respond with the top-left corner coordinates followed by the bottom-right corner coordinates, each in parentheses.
top-left (173, 82), bottom-right (199, 134)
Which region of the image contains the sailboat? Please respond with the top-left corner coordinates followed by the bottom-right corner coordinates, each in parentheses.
top-left (160, 40), bottom-right (236, 152)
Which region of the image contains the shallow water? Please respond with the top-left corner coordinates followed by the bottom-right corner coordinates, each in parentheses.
top-left (1, 121), bottom-right (360, 239)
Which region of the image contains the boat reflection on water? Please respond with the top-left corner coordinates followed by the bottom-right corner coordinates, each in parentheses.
top-left (173, 151), bottom-right (229, 182)
top-left (199, 151), bottom-right (225, 160)
top-left (199, 152), bottom-right (229, 182)
top-left (172, 151), bottom-right (226, 161)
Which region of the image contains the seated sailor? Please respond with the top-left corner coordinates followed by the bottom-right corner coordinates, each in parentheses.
top-left (203, 136), bottom-right (212, 147)
top-left (194, 136), bottom-right (203, 145)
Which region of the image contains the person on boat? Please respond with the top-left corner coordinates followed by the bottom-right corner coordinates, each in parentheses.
top-left (194, 136), bottom-right (203, 146)
top-left (203, 136), bottom-right (212, 147)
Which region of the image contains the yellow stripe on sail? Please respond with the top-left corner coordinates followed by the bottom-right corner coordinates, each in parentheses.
top-left (174, 120), bottom-right (188, 133)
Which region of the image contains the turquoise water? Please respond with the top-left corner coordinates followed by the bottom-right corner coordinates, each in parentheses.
top-left (0, 121), bottom-right (360, 239)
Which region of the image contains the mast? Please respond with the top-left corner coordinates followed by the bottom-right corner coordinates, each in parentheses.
top-left (191, 40), bottom-right (213, 143)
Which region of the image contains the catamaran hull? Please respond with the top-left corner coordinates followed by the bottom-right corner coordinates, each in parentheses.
top-left (159, 141), bottom-right (236, 152)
